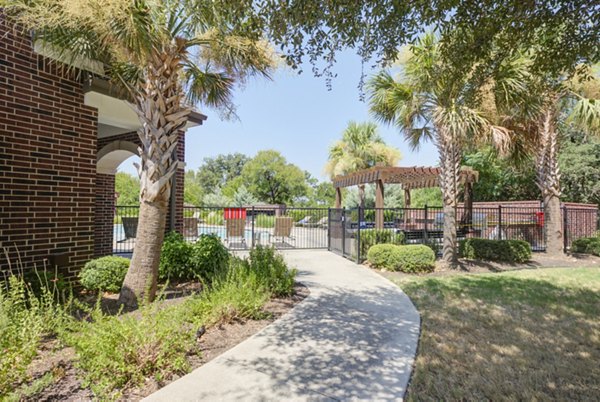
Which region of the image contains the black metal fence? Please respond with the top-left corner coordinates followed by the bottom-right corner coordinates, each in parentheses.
top-left (328, 205), bottom-right (599, 262)
top-left (113, 206), bottom-right (329, 254)
top-left (112, 204), bottom-right (598, 256)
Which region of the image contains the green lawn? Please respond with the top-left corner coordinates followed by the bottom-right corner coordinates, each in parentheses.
top-left (395, 268), bottom-right (600, 400)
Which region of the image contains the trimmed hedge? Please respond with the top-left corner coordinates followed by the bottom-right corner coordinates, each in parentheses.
top-left (367, 244), bottom-right (435, 273)
top-left (571, 236), bottom-right (600, 256)
top-left (360, 229), bottom-right (404, 258)
top-left (80, 256), bottom-right (130, 293)
top-left (459, 238), bottom-right (531, 263)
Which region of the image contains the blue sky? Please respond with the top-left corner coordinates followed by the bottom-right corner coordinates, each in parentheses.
top-left (119, 50), bottom-right (438, 180)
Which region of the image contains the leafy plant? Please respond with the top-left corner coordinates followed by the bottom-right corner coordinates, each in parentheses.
top-left (459, 238), bottom-right (532, 263)
top-left (244, 246), bottom-right (297, 296)
top-left (571, 236), bottom-right (600, 256)
top-left (79, 256), bottom-right (130, 293)
top-left (189, 235), bottom-right (230, 282)
top-left (367, 244), bottom-right (435, 273)
top-left (360, 229), bottom-right (404, 258)
top-left (158, 232), bottom-right (193, 281)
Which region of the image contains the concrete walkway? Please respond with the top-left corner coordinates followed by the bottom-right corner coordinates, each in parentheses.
top-left (145, 250), bottom-right (420, 401)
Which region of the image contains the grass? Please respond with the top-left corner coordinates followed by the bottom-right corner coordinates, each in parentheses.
top-left (395, 268), bottom-right (600, 400)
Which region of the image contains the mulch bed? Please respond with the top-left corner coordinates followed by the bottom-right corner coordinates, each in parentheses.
top-left (17, 283), bottom-right (309, 401)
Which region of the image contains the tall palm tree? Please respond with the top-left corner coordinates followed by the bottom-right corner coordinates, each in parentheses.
top-left (2, 0), bottom-right (275, 307)
top-left (325, 121), bottom-right (401, 208)
top-left (367, 33), bottom-right (513, 266)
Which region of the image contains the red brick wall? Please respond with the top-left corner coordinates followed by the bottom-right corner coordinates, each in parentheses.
top-left (0, 16), bottom-right (97, 280)
top-left (94, 173), bottom-right (115, 257)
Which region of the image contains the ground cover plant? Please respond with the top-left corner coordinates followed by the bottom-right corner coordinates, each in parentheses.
top-left (396, 268), bottom-right (600, 400)
top-left (2, 247), bottom-right (298, 400)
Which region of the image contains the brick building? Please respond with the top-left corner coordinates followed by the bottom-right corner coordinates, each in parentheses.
top-left (0, 16), bottom-right (205, 279)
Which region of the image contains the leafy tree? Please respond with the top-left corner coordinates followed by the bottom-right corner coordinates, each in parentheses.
top-left (4, 0), bottom-right (276, 307)
top-left (462, 148), bottom-right (538, 202)
top-left (560, 137), bottom-right (600, 206)
top-left (325, 121), bottom-right (401, 207)
top-left (368, 33), bottom-right (514, 266)
top-left (115, 172), bottom-right (140, 206)
top-left (241, 150), bottom-right (308, 204)
top-left (184, 170), bottom-right (204, 206)
top-left (310, 182), bottom-right (336, 207)
top-left (196, 153), bottom-right (250, 194)
top-left (231, 185), bottom-right (259, 207)
top-left (203, 189), bottom-right (231, 207)
top-left (411, 188), bottom-right (443, 208)
top-left (259, 1), bottom-right (598, 84)
top-left (343, 184), bottom-right (405, 209)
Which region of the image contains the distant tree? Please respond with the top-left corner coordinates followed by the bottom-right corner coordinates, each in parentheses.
top-left (115, 172), bottom-right (140, 206)
top-left (411, 188), bottom-right (443, 208)
top-left (196, 153), bottom-right (250, 194)
top-left (343, 184), bottom-right (404, 209)
top-left (325, 121), bottom-right (401, 208)
top-left (462, 148), bottom-right (537, 202)
top-left (310, 182), bottom-right (336, 207)
top-left (559, 135), bottom-right (600, 206)
top-left (203, 189), bottom-right (231, 207)
top-left (231, 185), bottom-right (259, 207)
top-left (184, 170), bottom-right (204, 206)
top-left (241, 150), bottom-right (308, 204)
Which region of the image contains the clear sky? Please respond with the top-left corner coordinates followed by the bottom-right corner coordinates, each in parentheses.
top-left (119, 50), bottom-right (439, 180)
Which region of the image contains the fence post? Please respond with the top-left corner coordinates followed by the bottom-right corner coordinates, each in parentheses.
top-left (251, 206), bottom-right (255, 248)
top-left (562, 205), bottom-right (568, 253)
top-left (424, 204), bottom-right (429, 242)
top-left (341, 208), bottom-right (346, 257)
top-left (327, 208), bottom-right (331, 251)
top-left (498, 205), bottom-right (503, 240)
top-left (356, 207), bottom-right (361, 264)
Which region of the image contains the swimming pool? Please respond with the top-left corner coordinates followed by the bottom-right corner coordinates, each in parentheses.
top-left (196, 226), bottom-right (254, 240)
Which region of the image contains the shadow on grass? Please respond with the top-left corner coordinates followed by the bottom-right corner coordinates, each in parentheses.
top-left (401, 270), bottom-right (600, 400)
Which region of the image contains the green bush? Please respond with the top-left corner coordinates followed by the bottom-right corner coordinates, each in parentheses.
top-left (360, 229), bottom-right (404, 258)
top-left (159, 232), bottom-right (193, 281)
top-left (80, 256), bottom-right (129, 293)
top-left (367, 244), bottom-right (435, 273)
top-left (571, 236), bottom-right (600, 256)
top-left (459, 238), bottom-right (532, 263)
top-left (255, 214), bottom-right (275, 228)
top-left (159, 233), bottom-right (229, 283)
top-left (204, 211), bottom-right (224, 225)
top-left (189, 234), bottom-right (230, 282)
top-left (244, 246), bottom-right (297, 296)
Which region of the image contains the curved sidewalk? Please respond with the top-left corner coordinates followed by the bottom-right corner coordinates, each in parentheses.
top-left (145, 250), bottom-right (420, 401)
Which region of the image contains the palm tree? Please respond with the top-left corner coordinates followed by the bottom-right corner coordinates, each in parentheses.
top-left (509, 72), bottom-right (600, 255)
top-left (367, 33), bottom-right (513, 266)
top-left (3, 0), bottom-right (275, 307)
top-left (325, 121), bottom-right (401, 208)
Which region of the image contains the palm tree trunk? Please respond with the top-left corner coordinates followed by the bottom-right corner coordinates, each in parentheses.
top-left (536, 102), bottom-right (563, 256)
top-left (438, 132), bottom-right (461, 266)
top-left (119, 47), bottom-right (190, 308)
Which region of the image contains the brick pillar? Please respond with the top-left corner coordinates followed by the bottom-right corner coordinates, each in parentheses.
top-left (165, 131), bottom-right (185, 235)
top-left (94, 173), bottom-right (115, 257)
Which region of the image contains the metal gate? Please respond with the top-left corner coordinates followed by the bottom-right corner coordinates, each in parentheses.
top-left (328, 208), bottom-right (357, 260)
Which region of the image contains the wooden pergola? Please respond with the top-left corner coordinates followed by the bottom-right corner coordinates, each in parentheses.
top-left (332, 166), bottom-right (479, 229)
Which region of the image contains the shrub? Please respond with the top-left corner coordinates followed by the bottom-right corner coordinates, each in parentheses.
top-left (66, 303), bottom-right (194, 399)
top-left (459, 238), bottom-right (532, 263)
top-left (0, 275), bottom-right (72, 394)
top-left (189, 234), bottom-right (230, 282)
top-left (159, 232), bottom-right (193, 281)
top-left (360, 229), bottom-right (404, 258)
top-left (245, 246), bottom-right (297, 296)
top-left (205, 211), bottom-right (224, 225)
top-left (367, 244), bottom-right (435, 273)
top-left (255, 214), bottom-right (275, 228)
top-left (80, 256), bottom-right (129, 293)
top-left (571, 236), bottom-right (600, 256)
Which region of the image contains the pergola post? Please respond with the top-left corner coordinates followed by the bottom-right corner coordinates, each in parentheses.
top-left (403, 188), bottom-right (411, 225)
top-left (335, 187), bottom-right (342, 209)
top-left (375, 179), bottom-right (384, 229)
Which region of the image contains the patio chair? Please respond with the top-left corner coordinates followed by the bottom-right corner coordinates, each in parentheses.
top-left (225, 218), bottom-right (246, 247)
top-left (295, 216), bottom-right (313, 227)
top-left (273, 216), bottom-right (295, 244)
top-left (183, 217), bottom-right (199, 237)
top-left (307, 216), bottom-right (328, 229)
top-left (121, 217), bottom-right (138, 240)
